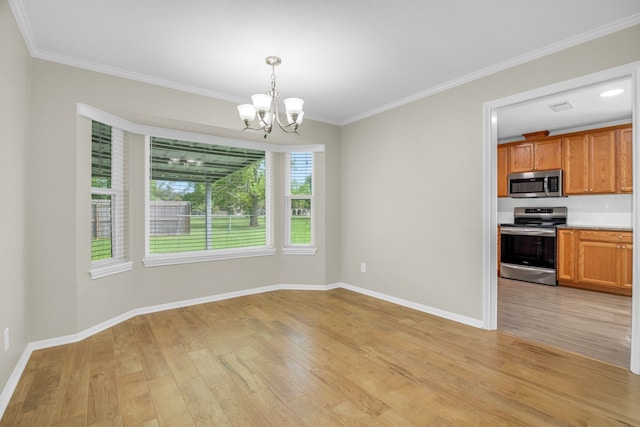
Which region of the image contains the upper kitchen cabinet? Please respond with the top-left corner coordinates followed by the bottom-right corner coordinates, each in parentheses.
top-left (507, 131), bottom-right (562, 173)
top-left (563, 129), bottom-right (617, 195)
top-left (618, 125), bottom-right (633, 193)
top-left (497, 145), bottom-right (508, 197)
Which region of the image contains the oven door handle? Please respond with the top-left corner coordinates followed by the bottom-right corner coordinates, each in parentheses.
top-left (500, 227), bottom-right (556, 237)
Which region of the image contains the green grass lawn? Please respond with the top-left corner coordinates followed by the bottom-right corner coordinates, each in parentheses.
top-left (92, 215), bottom-right (311, 260)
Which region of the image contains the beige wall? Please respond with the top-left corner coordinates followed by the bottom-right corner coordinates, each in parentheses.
top-left (26, 59), bottom-right (341, 340)
top-left (0, 0), bottom-right (30, 396)
top-left (340, 25), bottom-right (640, 320)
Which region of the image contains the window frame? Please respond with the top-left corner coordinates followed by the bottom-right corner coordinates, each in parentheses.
top-left (283, 151), bottom-right (316, 255)
top-left (89, 123), bottom-right (133, 279)
top-left (142, 137), bottom-right (276, 267)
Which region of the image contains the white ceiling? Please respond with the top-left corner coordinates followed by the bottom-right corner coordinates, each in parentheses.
top-left (497, 77), bottom-right (633, 142)
top-left (9, 0), bottom-right (640, 131)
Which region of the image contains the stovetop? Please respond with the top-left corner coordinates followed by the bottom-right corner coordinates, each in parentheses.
top-left (500, 222), bottom-right (561, 228)
top-left (502, 206), bottom-right (568, 228)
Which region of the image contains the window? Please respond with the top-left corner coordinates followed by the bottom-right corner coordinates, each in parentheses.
top-left (144, 137), bottom-right (274, 265)
top-left (284, 152), bottom-right (315, 254)
top-left (90, 120), bottom-right (131, 278)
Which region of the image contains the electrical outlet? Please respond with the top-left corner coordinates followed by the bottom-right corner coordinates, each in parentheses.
top-left (4, 328), bottom-right (9, 352)
top-left (360, 262), bottom-right (366, 273)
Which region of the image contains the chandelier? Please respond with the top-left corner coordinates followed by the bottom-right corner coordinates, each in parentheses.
top-left (237, 56), bottom-right (304, 138)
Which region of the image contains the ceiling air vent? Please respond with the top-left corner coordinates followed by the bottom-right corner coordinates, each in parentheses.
top-left (548, 101), bottom-right (574, 112)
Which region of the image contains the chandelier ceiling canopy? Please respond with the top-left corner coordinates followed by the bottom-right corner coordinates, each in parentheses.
top-left (237, 56), bottom-right (304, 139)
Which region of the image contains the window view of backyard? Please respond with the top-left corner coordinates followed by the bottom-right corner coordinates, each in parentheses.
top-left (148, 138), bottom-right (270, 255)
top-left (91, 121), bottom-right (126, 263)
top-left (287, 152), bottom-right (313, 245)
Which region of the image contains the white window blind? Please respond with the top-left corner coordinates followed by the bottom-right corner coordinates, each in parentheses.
top-left (146, 137), bottom-right (273, 262)
top-left (90, 121), bottom-right (131, 277)
top-left (285, 152), bottom-right (315, 252)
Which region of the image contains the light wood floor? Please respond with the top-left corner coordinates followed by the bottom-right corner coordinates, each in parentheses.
top-left (498, 277), bottom-right (632, 368)
top-left (2, 288), bottom-right (640, 426)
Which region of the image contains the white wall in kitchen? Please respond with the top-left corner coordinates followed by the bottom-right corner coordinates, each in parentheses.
top-left (498, 194), bottom-right (632, 228)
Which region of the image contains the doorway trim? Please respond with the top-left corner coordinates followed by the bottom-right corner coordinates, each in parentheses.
top-left (482, 61), bottom-right (640, 374)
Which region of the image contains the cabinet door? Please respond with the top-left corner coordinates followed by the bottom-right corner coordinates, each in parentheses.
top-left (497, 145), bottom-right (508, 197)
top-left (589, 130), bottom-right (617, 193)
top-left (563, 135), bottom-right (589, 194)
top-left (618, 126), bottom-right (633, 193)
top-left (578, 240), bottom-right (619, 289)
top-left (557, 229), bottom-right (576, 282)
top-left (507, 142), bottom-right (534, 173)
top-left (534, 138), bottom-right (562, 171)
top-left (620, 244), bottom-right (633, 291)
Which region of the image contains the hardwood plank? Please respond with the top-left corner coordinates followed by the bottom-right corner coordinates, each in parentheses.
top-left (112, 323), bottom-right (143, 377)
top-left (86, 364), bottom-right (119, 426)
top-left (116, 371), bottom-right (155, 427)
top-left (160, 345), bottom-right (199, 385)
top-left (50, 339), bottom-right (92, 425)
top-left (187, 349), bottom-right (231, 389)
top-left (178, 377), bottom-right (231, 426)
top-left (146, 375), bottom-right (194, 427)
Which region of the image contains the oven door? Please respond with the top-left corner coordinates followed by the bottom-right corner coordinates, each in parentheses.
top-left (500, 227), bottom-right (556, 269)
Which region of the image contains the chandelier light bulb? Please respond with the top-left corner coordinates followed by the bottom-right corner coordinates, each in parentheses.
top-left (251, 93), bottom-right (272, 113)
top-left (284, 98), bottom-right (304, 115)
top-left (287, 111), bottom-right (304, 125)
top-left (237, 104), bottom-right (256, 121)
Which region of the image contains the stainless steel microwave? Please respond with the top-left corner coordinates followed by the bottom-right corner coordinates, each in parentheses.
top-left (508, 169), bottom-right (564, 198)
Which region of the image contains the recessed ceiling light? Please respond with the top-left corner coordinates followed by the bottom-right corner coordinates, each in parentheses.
top-left (599, 88), bottom-right (624, 97)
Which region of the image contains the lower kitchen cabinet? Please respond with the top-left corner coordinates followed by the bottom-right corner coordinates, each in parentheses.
top-left (557, 229), bottom-right (576, 282)
top-left (557, 228), bottom-right (632, 296)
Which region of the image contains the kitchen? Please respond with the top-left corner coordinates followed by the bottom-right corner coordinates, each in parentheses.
top-left (495, 76), bottom-right (633, 368)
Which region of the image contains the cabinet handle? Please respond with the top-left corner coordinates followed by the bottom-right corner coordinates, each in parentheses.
top-left (617, 245), bottom-right (621, 249)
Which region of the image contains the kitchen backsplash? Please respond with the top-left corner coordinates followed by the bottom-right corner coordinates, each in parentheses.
top-left (498, 194), bottom-right (633, 227)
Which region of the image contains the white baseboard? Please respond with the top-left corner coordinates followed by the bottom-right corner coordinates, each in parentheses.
top-left (0, 281), bottom-right (477, 419)
top-left (339, 283), bottom-right (484, 328)
top-left (0, 345), bottom-right (32, 420)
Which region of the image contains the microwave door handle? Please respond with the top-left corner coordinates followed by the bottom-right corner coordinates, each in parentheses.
top-left (543, 175), bottom-right (550, 196)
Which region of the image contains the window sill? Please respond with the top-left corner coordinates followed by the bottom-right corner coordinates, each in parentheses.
top-left (143, 247), bottom-right (276, 267)
top-left (282, 247), bottom-right (317, 255)
top-left (89, 261), bottom-right (134, 279)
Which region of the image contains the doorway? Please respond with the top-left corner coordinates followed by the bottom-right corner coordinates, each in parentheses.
top-left (483, 62), bottom-right (640, 373)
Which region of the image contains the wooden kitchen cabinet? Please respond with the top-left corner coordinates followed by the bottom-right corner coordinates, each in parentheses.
top-left (557, 229), bottom-right (576, 282)
top-left (533, 138), bottom-right (562, 171)
top-left (562, 129), bottom-right (617, 194)
top-left (618, 125), bottom-right (633, 193)
top-left (497, 145), bottom-right (508, 197)
top-left (558, 228), bottom-right (632, 296)
top-left (507, 138), bottom-right (561, 173)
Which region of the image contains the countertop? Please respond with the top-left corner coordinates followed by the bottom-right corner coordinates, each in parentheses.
top-left (556, 224), bottom-right (633, 232)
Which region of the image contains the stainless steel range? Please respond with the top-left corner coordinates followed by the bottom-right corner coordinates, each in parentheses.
top-left (500, 207), bottom-right (567, 286)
